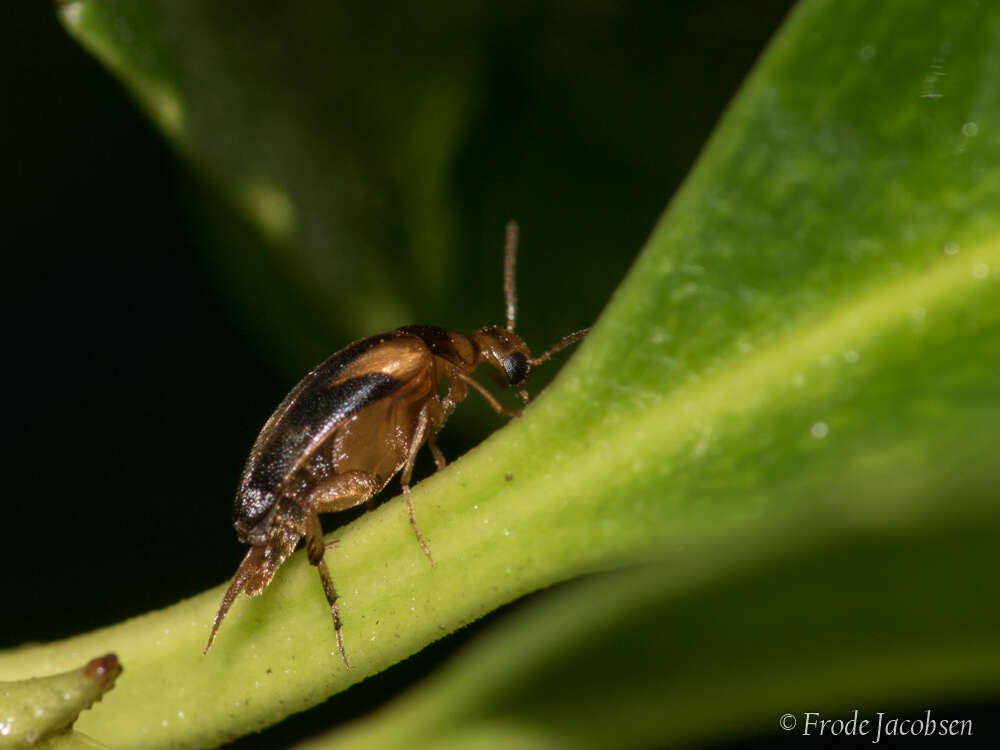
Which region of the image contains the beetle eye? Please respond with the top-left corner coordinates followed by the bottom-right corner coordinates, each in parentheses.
top-left (502, 351), bottom-right (529, 385)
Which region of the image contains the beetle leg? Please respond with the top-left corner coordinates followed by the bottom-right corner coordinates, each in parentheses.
top-left (307, 470), bottom-right (380, 513)
top-left (400, 406), bottom-right (436, 565)
top-left (427, 378), bottom-right (464, 472)
top-left (439, 375), bottom-right (467, 422)
top-left (428, 437), bottom-right (446, 472)
top-left (301, 470), bottom-right (380, 670)
top-left (305, 510), bottom-right (351, 669)
top-left (454, 371), bottom-right (522, 418)
top-left (306, 470), bottom-right (380, 538)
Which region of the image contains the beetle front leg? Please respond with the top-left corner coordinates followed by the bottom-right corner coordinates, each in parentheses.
top-left (454, 371), bottom-right (522, 418)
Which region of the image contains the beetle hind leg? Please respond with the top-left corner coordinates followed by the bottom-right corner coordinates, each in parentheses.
top-left (301, 470), bottom-right (382, 669)
top-left (305, 511), bottom-right (351, 669)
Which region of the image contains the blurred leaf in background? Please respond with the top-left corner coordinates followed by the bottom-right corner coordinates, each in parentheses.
top-left (52, 0), bottom-right (707, 379)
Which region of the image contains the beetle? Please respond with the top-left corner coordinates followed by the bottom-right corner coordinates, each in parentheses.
top-left (204, 221), bottom-right (588, 667)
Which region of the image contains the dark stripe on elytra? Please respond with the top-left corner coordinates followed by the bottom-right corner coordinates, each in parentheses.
top-left (235, 371), bottom-right (399, 528)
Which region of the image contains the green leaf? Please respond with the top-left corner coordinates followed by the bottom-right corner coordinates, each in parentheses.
top-left (301, 462), bottom-right (1000, 749)
top-left (7, 0), bottom-right (997, 748)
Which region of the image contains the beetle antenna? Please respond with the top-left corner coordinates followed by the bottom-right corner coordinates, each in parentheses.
top-left (504, 220), bottom-right (519, 332)
top-left (528, 328), bottom-right (590, 367)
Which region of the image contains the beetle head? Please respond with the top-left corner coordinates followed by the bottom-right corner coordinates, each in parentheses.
top-left (469, 221), bottom-right (588, 396)
top-left (470, 326), bottom-right (532, 386)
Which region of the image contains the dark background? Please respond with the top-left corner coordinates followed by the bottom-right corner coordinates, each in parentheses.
top-left (12, 2), bottom-right (992, 749)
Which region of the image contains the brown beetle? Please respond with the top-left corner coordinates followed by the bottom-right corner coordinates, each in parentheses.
top-left (205, 221), bottom-right (587, 667)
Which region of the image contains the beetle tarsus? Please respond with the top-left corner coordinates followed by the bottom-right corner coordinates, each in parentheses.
top-left (315, 557), bottom-right (351, 669)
